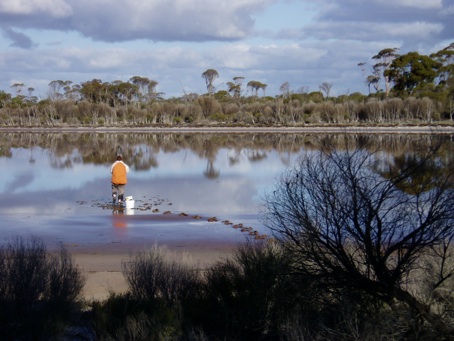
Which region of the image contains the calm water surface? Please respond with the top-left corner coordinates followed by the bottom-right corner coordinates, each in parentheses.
top-left (0, 131), bottom-right (452, 249)
top-left (0, 132), bottom-right (302, 248)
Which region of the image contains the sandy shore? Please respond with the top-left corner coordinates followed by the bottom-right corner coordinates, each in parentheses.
top-left (70, 239), bottom-right (240, 301)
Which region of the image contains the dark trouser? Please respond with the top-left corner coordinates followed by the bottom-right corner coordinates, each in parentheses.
top-left (112, 183), bottom-right (126, 202)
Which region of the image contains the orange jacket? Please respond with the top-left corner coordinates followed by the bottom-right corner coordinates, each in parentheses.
top-left (111, 161), bottom-right (129, 185)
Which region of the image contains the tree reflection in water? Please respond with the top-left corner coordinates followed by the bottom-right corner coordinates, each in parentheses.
top-left (0, 131), bottom-right (452, 246)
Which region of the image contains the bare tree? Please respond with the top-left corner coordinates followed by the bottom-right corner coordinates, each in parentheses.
top-left (280, 82), bottom-right (291, 99)
top-left (319, 82), bottom-right (333, 99)
top-left (263, 137), bottom-right (454, 337)
top-left (297, 85), bottom-right (309, 94)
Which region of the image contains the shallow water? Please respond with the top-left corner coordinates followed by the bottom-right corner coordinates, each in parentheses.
top-left (1, 131), bottom-right (452, 250)
top-left (0, 132), bottom-right (304, 249)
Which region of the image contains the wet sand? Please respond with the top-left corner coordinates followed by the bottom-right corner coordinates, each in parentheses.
top-left (71, 239), bottom-right (240, 301)
top-left (59, 210), bottom-right (251, 301)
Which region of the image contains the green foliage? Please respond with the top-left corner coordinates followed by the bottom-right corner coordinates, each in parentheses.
top-left (214, 90), bottom-right (231, 102)
top-left (386, 52), bottom-right (441, 95)
top-left (197, 95), bottom-right (221, 118)
top-left (208, 112), bottom-right (230, 122)
top-left (307, 91), bottom-right (324, 102)
top-left (247, 80), bottom-right (268, 96)
top-left (0, 90), bottom-right (11, 108)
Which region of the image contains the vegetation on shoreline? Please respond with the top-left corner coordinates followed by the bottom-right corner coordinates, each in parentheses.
top-left (0, 45), bottom-right (453, 128)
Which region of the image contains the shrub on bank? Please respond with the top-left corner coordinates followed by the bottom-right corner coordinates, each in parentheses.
top-left (1, 236), bottom-right (452, 339)
top-left (0, 236), bottom-right (85, 339)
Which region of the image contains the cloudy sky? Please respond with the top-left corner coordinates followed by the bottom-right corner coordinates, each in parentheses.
top-left (0, 0), bottom-right (452, 99)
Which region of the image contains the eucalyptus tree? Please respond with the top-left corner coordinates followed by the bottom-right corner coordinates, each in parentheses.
top-left (48, 80), bottom-right (72, 101)
top-left (359, 61), bottom-right (382, 93)
top-left (430, 43), bottom-right (454, 119)
top-left (247, 80), bottom-right (267, 97)
top-left (227, 76), bottom-right (244, 98)
top-left (26, 87), bottom-right (36, 103)
top-left (386, 52), bottom-right (441, 95)
top-left (261, 83), bottom-right (268, 96)
top-left (62, 84), bottom-right (81, 101)
top-left (113, 81), bottom-right (139, 106)
top-left (366, 74), bottom-right (380, 94)
top-left (372, 48), bottom-right (399, 97)
top-left (202, 69), bottom-right (219, 95)
top-left (10, 83), bottom-right (25, 97)
top-left (79, 79), bottom-right (105, 103)
top-left (129, 76), bottom-right (161, 101)
top-left (147, 80), bottom-right (164, 101)
top-left (430, 43), bottom-right (454, 86)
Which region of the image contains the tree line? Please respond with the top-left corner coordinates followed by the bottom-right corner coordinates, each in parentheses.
top-left (0, 43), bottom-right (452, 127)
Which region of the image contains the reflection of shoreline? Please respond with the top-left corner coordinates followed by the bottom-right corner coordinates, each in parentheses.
top-left (1, 128), bottom-right (452, 172)
top-left (1, 126), bottom-right (454, 134)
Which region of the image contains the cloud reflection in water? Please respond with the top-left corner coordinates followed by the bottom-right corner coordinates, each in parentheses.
top-left (0, 140), bottom-right (297, 247)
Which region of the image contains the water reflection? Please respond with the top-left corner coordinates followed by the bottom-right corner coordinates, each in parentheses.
top-left (0, 132), bottom-right (453, 247)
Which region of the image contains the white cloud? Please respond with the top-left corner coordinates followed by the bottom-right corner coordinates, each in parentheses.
top-left (0, 0), bottom-right (451, 99)
top-left (374, 0), bottom-right (443, 10)
top-left (1, 0), bottom-right (273, 42)
top-left (0, 0), bottom-right (73, 17)
top-left (299, 20), bottom-right (443, 41)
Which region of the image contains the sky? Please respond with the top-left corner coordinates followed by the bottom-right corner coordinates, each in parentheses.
top-left (0, 0), bottom-right (452, 100)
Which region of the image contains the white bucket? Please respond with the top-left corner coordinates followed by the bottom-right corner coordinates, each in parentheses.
top-left (125, 196), bottom-right (134, 209)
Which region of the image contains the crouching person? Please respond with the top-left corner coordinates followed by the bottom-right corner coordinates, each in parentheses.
top-left (111, 155), bottom-right (129, 205)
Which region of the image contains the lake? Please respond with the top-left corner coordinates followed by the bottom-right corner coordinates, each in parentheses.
top-left (1, 130), bottom-right (452, 250)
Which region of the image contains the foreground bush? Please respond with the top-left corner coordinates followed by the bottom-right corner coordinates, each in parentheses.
top-left (92, 245), bottom-right (201, 340)
top-left (0, 236), bottom-right (85, 339)
top-left (198, 242), bottom-right (312, 340)
top-left (90, 240), bottom-right (454, 340)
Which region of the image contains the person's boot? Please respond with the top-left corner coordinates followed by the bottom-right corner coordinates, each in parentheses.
top-left (112, 193), bottom-right (117, 204)
top-left (118, 194), bottom-right (124, 205)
